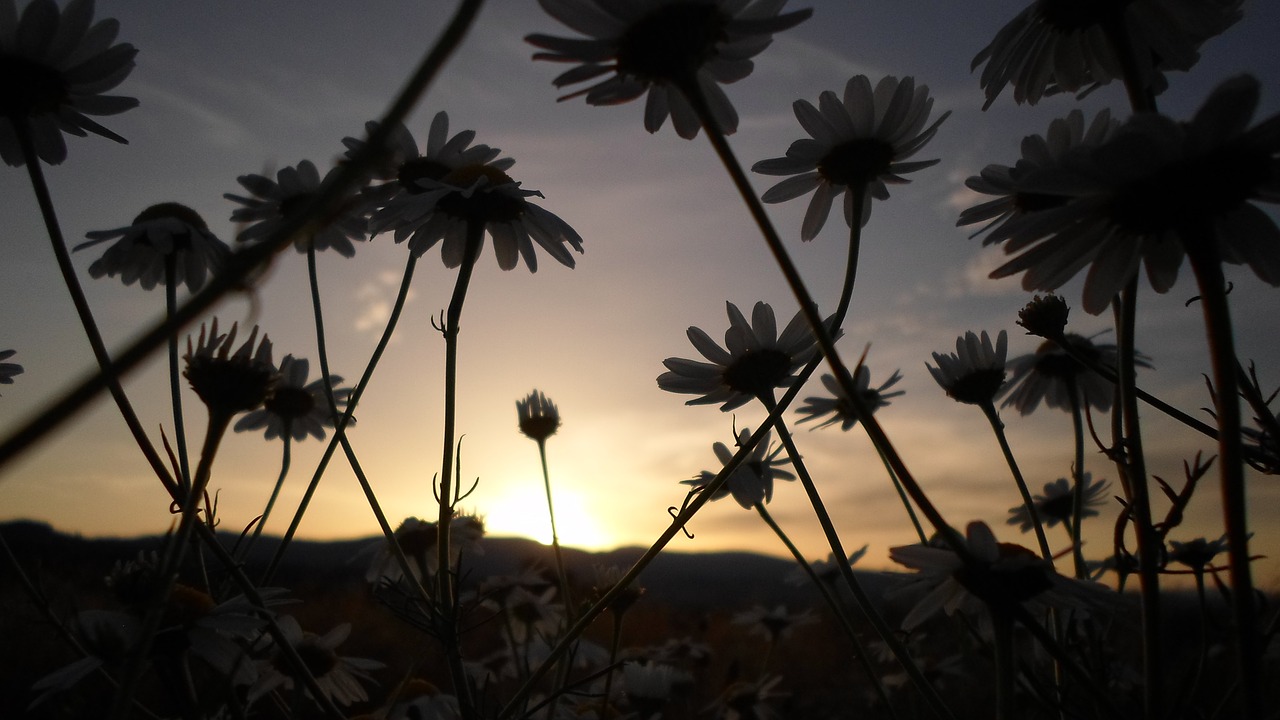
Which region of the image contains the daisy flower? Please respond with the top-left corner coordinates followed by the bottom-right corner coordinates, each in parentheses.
top-left (623, 661), bottom-right (687, 719)
top-left (224, 159), bottom-right (368, 257)
top-left (0, 348), bottom-right (22, 392)
top-left (1167, 535), bottom-right (1229, 572)
top-left (958, 109), bottom-right (1120, 243)
top-left (712, 675), bottom-right (785, 720)
top-left (349, 112), bottom-right (584, 271)
top-left (926, 330), bottom-right (1008, 406)
top-left (516, 389), bottom-right (560, 442)
top-left (657, 300), bottom-right (827, 410)
top-left (1007, 474), bottom-right (1111, 532)
top-left (981, 75), bottom-right (1280, 315)
top-left (366, 514), bottom-right (485, 584)
top-left (796, 366), bottom-right (903, 430)
top-left (183, 320), bottom-right (275, 418)
top-left (999, 332), bottom-right (1150, 415)
top-left (526, 0), bottom-right (812, 139)
top-left (731, 604), bottom-right (816, 643)
top-left (754, 75), bottom-right (950, 239)
top-left (973, 0), bottom-right (1243, 109)
top-left (77, 203), bottom-right (230, 292)
top-left (233, 354), bottom-right (351, 442)
top-left (252, 615), bottom-right (382, 708)
top-left (0, 0), bottom-right (138, 166)
top-left (889, 521), bottom-right (1056, 631)
top-left (682, 427), bottom-right (794, 509)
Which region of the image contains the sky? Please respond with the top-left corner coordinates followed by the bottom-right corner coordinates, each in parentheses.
top-left (2, 0), bottom-right (1279, 585)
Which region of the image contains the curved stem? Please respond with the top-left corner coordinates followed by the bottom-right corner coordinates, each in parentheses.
top-left (246, 432), bottom-right (292, 555)
top-left (753, 502), bottom-right (898, 719)
top-left (0, 0), bottom-right (487, 472)
top-left (980, 400), bottom-right (1053, 563)
top-left (763, 396), bottom-right (956, 720)
top-left (262, 253), bottom-right (418, 584)
top-left (307, 245), bottom-right (341, 421)
top-left (1185, 242), bottom-right (1260, 718)
top-left (165, 258), bottom-right (193, 492)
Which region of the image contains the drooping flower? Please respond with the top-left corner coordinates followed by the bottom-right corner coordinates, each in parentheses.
top-left (0, 0), bottom-right (139, 166)
top-left (754, 75), bottom-right (949, 239)
top-left (527, 0), bottom-right (812, 139)
top-left (999, 332), bottom-right (1150, 415)
top-left (926, 330), bottom-right (1008, 405)
top-left (973, 0), bottom-right (1243, 109)
top-left (977, 76), bottom-right (1280, 315)
top-left (657, 301), bottom-right (827, 410)
top-left (682, 427), bottom-right (794, 509)
top-left (958, 109), bottom-right (1120, 243)
top-left (1015, 294), bottom-right (1071, 339)
top-left (224, 160), bottom-right (368, 258)
top-left (1007, 474), bottom-right (1111, 532)
top-left (183, 320), bottom-right (275, 418)
top-left (251, 615), bottom-right (382, 708)
top-left (77, 203), bottom-right (230, 292)
top-left (516, 389), bottom-right (560, 442)
top-left (347, 112), bottom-right (583, 271)
top-left (796, 366), bottom-right (903, 430)
top-left (233, 355), bottom-right (351, 442)
top-left (0, 348), bottom-right (22, 392)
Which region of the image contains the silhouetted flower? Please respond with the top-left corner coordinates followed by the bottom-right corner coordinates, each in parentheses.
top-left (731, 604), bottom-right (815, 643)
top-left (712, 675), bottom-right (784, 720)
top-left (683, 427), bottom-right (794, 508)
top-left (252, 616), bottom-right (382, 707)
top-left (351, 112), bottom-right (583, 271)
top-left (225, 160), bottom-right (368, 257)
top-left (183, 320), bottom-right (275, 417)
top-left (796, 366), bottom-right (903, 430)
top-left (234, 355), bottom-right (351, 441)
top-left (1008, 474), bottom-right (1110, 532)
top-left (973, 0), bottom-right (1242, 108)
top-left (658, 301), bottom-right (826, 410)
top-left (926, 330), bottom-right (1007, 405)
top-left (624, 661), bottom-right (687, 719)
top-left (527, 0), bottom-right (811, 139)
top-left (0, 0), bottom-right (138, 165)
top-left (1015, 294), bottom-right (1070, 339)
top-left (517, 389), bottom-right (560, 441)
top-left (78, 203), bottom-right (230, 292)
top-left (1167, 535), bottom-right (1229, 572)
top-left (999, 332), bottom-right (1149, 415)
top-left (0, 348), bottom-right (22, 393)
top-left (754, 75), bottom-right (949, 238)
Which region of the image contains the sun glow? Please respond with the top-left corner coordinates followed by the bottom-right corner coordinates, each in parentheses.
top-left (482, 485), bottom-right (613, 551)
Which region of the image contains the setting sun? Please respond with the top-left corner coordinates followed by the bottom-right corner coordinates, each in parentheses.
top-left (482, 485), bottom-right (613, 551)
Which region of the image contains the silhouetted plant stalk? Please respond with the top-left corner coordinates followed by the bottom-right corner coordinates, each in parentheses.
top-left (165, 257), bottom-right (194, 491)
top-left (979, 399), bottom-right (1054, 563)
top-left (1066, 381), bottom-right (1089, 578)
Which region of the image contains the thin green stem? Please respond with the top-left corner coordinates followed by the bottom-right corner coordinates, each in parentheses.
top-left (875, 444), bottom-right (928, 545)
top-left (307, 245), bottom-right (341, 421)
top-left (0, 0), bottom-right (487, 472)
top-left (753, 502), bottom-right (898, 719)
top-left (245, 432), bottom-right (292, 557)
top-left (165, 258), bottom-right (193, 492)
top-left (1185, 242), bottom-right (1260, 718)
top-left (980, 400), bottom-right (1053, 563)
top-left (262, 252), bottom-right (418, 584)
top-left (538, 438), bottom-right (575, 616)
top-left (763, 397), bottom-right (956, 720)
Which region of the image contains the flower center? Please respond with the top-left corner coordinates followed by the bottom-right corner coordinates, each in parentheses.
top-left (398, 157), bottom-right (453, 194)
top-left (133, 202), bottom-right (210, 229)
top-left (1013, 192), bottom-right (1068, 213)
top-left (1035, 0), bottom-right (1129, 32)
top-left (295, 639), bottom-right (339, 677)
top-left (165, 583), bottom-right (216, 627)
top-left (723, 349), bottom-right (793, 399)
top-left (277, 192), bottom-right (313, 218)
top-left (616, 3), bottom-right (728, 84)
top-left (1038, 492), bottom-right (1075, 524)
top-left (944, 368), bottom-right (1007, 405)
top-left (0, 54), bottom-right (69, 118)
top-left (818, 138), bottom-right (896, 187)
top-left (185, 354), bottom-right (276, 416)
top-left (437, 164), bottom-right (526, 223)
top-left (265, 385), bottom-right (315, 420)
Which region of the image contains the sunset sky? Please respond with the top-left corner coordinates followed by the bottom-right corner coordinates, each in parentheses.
top-left (3, 0), bottom-right (1279, 585)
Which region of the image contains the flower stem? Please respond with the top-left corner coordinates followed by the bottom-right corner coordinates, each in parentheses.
top-left (753, 502), bottom-right (899, 719)
top-left (262, 252), bottom-right (418, 584)
top-left (763, 398), bottom-right (956, 720)
top-left (980, 400), bottom-right (1053, 563)
top-left (246, 432), bottom-right (292, 555)
top-left (1184, 241), bottom-right (1261, 719)
top-left (165, 257), bottom-right (193, 492)
top-left (1067, 382), bottom-right (1089, 579)
top-left (538, 438), bottom-right (575, 616)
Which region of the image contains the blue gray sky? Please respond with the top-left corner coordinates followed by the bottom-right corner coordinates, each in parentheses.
top-left (3, 1), bottom-right (1279, 584)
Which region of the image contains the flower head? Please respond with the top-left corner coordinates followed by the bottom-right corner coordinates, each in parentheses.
top-left (796, 365), bottom-right (903, 430)
top-left (527, 0), bottom-right (812, 139)
top-left (999, 332), bottom-right (1150, 415)
top-left (971, 76), bottom-right (1280, 314)
top-left (516, 389), bottom-right (560, 442)
top-left (1016, 294), bottom-right (1071, 339)
top-left (682, 427), bottom-right (794, 509)
top-left (658, 301), bottom-right (827, 410)
top-left (225, 160), bottom-right (368, 257)
top-left (731, 604), bottom-right (815, 643)
top-left (0, 0), bottom-right (138, 166)
top-left (1007, 474), bottom-right (1110, 532)
top-left (926, 330), bottom-right (1007, 405)
top-left (1167, 535), bottom-right (1229, 572)
top-left (973, 0), bottom-right (1243, 109)
top-left (623, 661), bottom-right (688, 719)
top-left (366, 514), bottom-right (486, 585)
top-left (754, 75), bottom-right (949, 239)
top-left (233, 355), bottom-right (351, 442)
top-left (252, 615), bottom-right (382, 707)
top-left (348, 112), bottom-right (583, 271)
top-left (183, 320), bottom-right (275, 417)
top-left (77, 203), bottom-right (230, 292)
top-left (712, 675), bottom-right (784, 720)
top-left (0, 348), bottom-right (22, 393)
